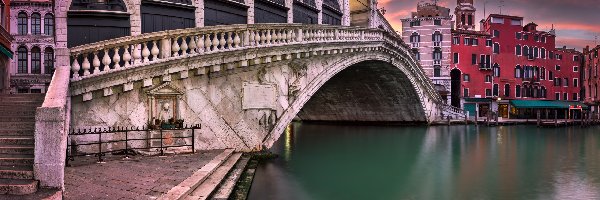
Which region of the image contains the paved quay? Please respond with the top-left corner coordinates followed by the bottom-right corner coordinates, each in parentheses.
top-left (64, 150), bottom-right (223, 200)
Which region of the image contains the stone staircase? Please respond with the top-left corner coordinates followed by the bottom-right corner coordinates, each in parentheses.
top-left (0, 94), bottom-right (44, 195)
top-left (160, 149), bottom-right (250, 200)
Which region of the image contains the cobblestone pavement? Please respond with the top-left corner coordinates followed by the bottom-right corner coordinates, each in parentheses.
top-left (64, 150), bottom-right (223, 200)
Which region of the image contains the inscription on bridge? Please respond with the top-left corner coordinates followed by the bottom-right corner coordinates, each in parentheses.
top-left (242, 83), bottom-right (277, 110)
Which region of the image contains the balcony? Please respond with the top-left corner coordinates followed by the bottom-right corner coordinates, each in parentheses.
top-left (479, 62), bottom-right (491, 70)
top-left (433, 41), bottom-right (441, 47)
top-left (411, 43), bottom-right (419, 48)
top-left (434, 59), bottom-right (441, 65)
top-left (527, 55), bottom-right (535, 60)
top-left (523, 76), bottom-right (540, 83)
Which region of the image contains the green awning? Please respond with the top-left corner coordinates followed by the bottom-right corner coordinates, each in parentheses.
top-left (510, 100), bottom-right (588, 109)
top-left (0, 44), bottom-right (12, 59)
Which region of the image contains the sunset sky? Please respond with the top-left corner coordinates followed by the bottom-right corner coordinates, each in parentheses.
top-left (379, 0), bottom-right (600, 50)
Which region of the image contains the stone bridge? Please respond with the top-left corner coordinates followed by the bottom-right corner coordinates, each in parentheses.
top-left (62, 24), bottom-right (464, 151)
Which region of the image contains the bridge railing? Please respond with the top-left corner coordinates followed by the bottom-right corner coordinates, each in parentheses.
top-left (69, 24), bottom-right (388, 81)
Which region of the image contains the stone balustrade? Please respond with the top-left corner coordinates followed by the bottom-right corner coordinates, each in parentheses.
top-left (69, 24), bottom-right (394, 81)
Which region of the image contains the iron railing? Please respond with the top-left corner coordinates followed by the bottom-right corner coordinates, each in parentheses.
top-left (66, 124), bottom-right (200, 165)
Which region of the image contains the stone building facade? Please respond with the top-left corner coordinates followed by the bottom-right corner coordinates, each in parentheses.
top-left (9, 0), bottom-right (55, 93)
top-left (583, 45), bottom-right (600, 112)
top-left (401, 2), bottom-right (453, 104)
top-left (0, 0), bottom-right (11, 94)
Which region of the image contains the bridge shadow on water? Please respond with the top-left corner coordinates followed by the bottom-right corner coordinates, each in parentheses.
top-left (249, 123), bottom-right (600, 200)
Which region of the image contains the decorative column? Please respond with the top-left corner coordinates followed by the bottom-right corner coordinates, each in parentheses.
top-left (286, 0), bottom-right (293, 23)
top-left (316, 0), bottom-right (323, 24)
top-left (341, 0), bottom-right (350, 26)
top-left (195, 0), bottom-right (204, 27)
top-left (128, 0), bottom-right (142, 36)
top-left (247, 0), bottom-right (255, 24)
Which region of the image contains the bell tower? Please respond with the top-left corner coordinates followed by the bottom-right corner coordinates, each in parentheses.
top-left (455, 0), bottom-right (476, 30)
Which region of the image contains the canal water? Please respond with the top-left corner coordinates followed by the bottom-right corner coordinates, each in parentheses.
top-left (248, 123), bottom-right (600, 200)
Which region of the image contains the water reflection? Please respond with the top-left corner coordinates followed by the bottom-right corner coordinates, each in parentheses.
top-left (248, 123), bottom-right (600, 200)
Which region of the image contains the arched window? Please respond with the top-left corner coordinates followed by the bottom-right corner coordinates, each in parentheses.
top-left (410, 32), bottom-right (420, 43)
top-left (17, 12), bottom-right (27, 35)
top-left (31, 13), bottom-right (41, 35)
top-left (461, 14), bottom-right (465, 25)
top-left (44, 14), bottom-right (54, 36)
top-left (523, 46), bottom-right (529, 56)
top-left (434, 66), bottom-right (441, 77)
top-left (433, 48), bottom-right (442, 60)
top-left (44, 47), bottom-right (54, 74)
top-left (515, 65), bottom-right (522, 78)
top-left (432, 31), bottom-right (442, 42)
top-left (534, 47), bottom-right (539, 58)
top-left (31, 47), bottom-right (41, 74)
top-left (493, 63), bottom-right (500, 77)
top-left (516, 45), bottom-right (521, 55)
top-left (504, 84), bottom-right (510, 97)
top-left (516, 85), bottom-right (521, 98)
top-left (17, 46), bottom-right (28, 74)
top-left (541, 86), bottom-right (547, 98)
top-left (485, 75), bottom-right (492, 82)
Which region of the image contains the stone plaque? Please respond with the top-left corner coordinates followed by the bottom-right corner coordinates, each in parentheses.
top-left (242, 82), bottom-right (277, 110)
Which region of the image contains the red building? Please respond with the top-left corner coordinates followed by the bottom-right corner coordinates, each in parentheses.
top-left (583, 45), bottom-right (600, 112)
top-left (450, 7), bottom-right (583, 119)
top-left (0, 0), bottom-right (12, 94)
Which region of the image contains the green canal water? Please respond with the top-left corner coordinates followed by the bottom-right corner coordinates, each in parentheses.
top-left (248, 123), bottom-right (600, 200)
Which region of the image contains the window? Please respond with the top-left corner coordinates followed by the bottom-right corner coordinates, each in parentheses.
top-left (17, 89), bottom-right (29, 94)
top-left (574, 78), bottom-right (578, 87)
top-left (541, 48), bottom-right (546, 59)
top-left (515, 65), bottom-right (522, 78)
top-left (491, 17), bottom-right (503, 24)
top-left (493, 43), bottom-right (500, 54)
top-left (432, 31), bottom-right (442, 42)
top-left (534, 35), bottom-right (539, 42)
top-left (453, 37), bottom-right (459, 45)
top-left (453, 53), bottom-right (459, 64)
top-left (555, 65), bottom-right (561, 71)
top-left (541, 87), bottom-right (547, 98)
top-left (573, 93), bottom-right (578, 101)
top-left (472, 54), bottom-right (477, 65)
top-left (564, 78), bottom-right (569, 87)
top-left (461, 14), bottom-right (465, 25)
top-left (486, 89), bottom-right (492, 97)
top-left (468, 15), bottom-right (473, 25)
top-left (18, 12), bottom-right (27, 35)
top-left (516, 32), bottom-right (522, 40)
top-left (464, 38), bottom-right (470, 45)
top-left (504, 84), bottom-right (510, 97)
top-left (485, 75), bottom-right (492, 83)
top-left (44, 14), bottom-right (54, 36)
top-left (415, 52), bottom-right (420, 61)
top-left (555, 93), bottom-right (560, 100)
top-left (44, 47), bottom-right (54, 74)
top-left (516, 85), bottom-right (521, 97)
top-left (31, 47), bottom-right (41, 74)
top-left (493, 64), bottom-right (500, 77)
top-left (493, 30), bottom-right (500, 38)
top-left (516, 45), bottom-right (521, 55)
top-left (486, 55), bottom-right (491, 68)
top-left (542, 37), bottom-right (546, 43)
top-left (563, 93), bottom-right (568, 101)
top-left (523, 34), bottom-right (529, 40)
top-left (17, 46), bottom-right (27, 74)
top-left (486, 39), bottom-right (492, 47)
top-left (410, 32), bottom-right (420, 43)
top-left (549, 51), bottom-right (554, 59)
top-left (433, 49), bottom-right (442, 60)
top-left (541, 67), bottom-right (545, 80)
top-left (434, 19), bottom-right (441, 26)
top-left (31, 13), bottom-right (41, 35)
top-left (523, 46), bottom-right (529, 56)
top-left (574, 66), bottom-right (578, 72)
top-left (574, 55), bottom-right (580, 61)
top-left (534, 47), bottom-right (539, 58)
top-left (434, 66), bottom-right (441, 77)
top-left (511, 19), bottom-right (522, 26)
top-left (472, 38), bottom-right (478, 46)
top-left (410, 20), bottom-right (421, 27)
top-left (463, 88), bottom-right (469, 97)
top-left (463, 74), bottom-right (470, 82)
top-left (493, 84), bottom-right (499, 96)
top-left (30, 89), bottom-right (41, 94)
top-left (548, 71), bottom-right (553, 80)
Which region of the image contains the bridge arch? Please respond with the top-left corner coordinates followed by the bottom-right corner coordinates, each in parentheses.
top-left (263, 53), bottom-right (437, 148)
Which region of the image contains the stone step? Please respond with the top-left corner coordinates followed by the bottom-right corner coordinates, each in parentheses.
top-left (186, 153), bottom-right (243, 200)
top-left (0, 154), bottom-right (34, 166)
top-left (0, 136), bottom-right (34, 145)
top-left (0, 166), bottom-right (33, 180)
top-left (0, 122), bottom-right (35, 130)
top-left (0, 130), bottom-right (35, 136)
top-left (0, 145), bottom-right (34, 155)
top-left (0, 111), bottom-right (36, 117)
top-left (0, 178), bottom-right (38, 195)
top-left (210, 156), bottom-right (250, 200)
top-left (159, 149), bottom-right (235, 200)
top-left (0, 116), bottom-right (36, 123)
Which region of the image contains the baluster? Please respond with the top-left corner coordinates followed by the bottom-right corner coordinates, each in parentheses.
top-left (291, 29), bottom-right (297, 42)
top-left (150, 41), bottom-right (159, 61)
top-left (249, 30), bottom-right (255, 46)
top-left (205, 33), bottom-right (212, 52)
top-left (132, 44), bottom-right (141, 65)
top-left (233, 32), bottom-right (241, 48)
top-left (198, 35), bottom-right (205, 54)
top-left (278, 29), bottom-right (283, 44)
top-left (142, 43), bottom-right (150, 62)
top-left (219, 32), bottom-right (226, 50)
top-left (226, 32), bottom-right (233, 49)
top-left (172, 37), bottom-right (180, 57)
top-left (212, 33), bottom-right (220, 51)
top-left (92, 52), bottom-right (100, 74)
top-left (180, 36), bottom-right (188, 56)
top-left (102, 49), bottom-right (111, 72)
top-left (189, 35), bottom-right (197, 54)
top-left (122, 45), bottom-right (131, 68)
top-left (261, 30), bottom-right (268, 45)
top-left (113, 47), bottom-right (121, 69)
top-left (266, 29), bottom-right (272, 44)
top-left (82, 54), bottom-right (91, 75)
top-left (255, 30), bottom-right (262, 46)
top-left (243, 30), bottom-right (250, 47)
top-left (71, 55), bottom-right (81, 78)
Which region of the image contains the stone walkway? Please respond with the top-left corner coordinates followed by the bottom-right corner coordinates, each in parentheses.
top-left (64, 150), bottom-right (223, 200)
